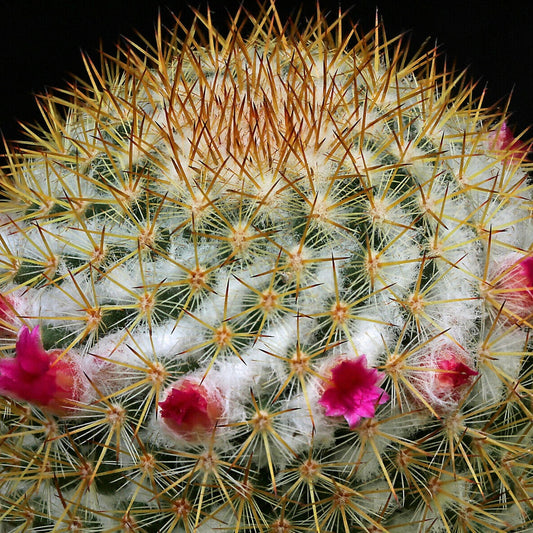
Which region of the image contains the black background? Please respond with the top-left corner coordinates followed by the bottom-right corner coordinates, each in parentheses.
top-left (0, 0), bottom-right (531, 145)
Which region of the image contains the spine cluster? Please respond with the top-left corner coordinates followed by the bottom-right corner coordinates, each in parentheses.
top-left (0, 3), bottom-right (532, 532)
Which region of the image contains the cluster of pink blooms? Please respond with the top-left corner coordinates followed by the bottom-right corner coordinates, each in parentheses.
top-left (0, 319), bottom-right (394, 433)
top-left (1, 245), bottom-right (533, 432)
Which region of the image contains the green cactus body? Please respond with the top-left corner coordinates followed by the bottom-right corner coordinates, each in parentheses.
top-left (0, 4), bottom-right (532, 532)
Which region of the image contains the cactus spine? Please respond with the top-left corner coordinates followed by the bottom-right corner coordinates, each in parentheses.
top-left (0, 3), bottom-right (532, 532)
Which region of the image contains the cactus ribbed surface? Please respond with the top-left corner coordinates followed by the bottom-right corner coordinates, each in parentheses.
top-left (0, 3), bottom-right (532, 532)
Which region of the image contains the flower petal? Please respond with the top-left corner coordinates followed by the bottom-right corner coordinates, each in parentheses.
top-left (0, 326), bottom-right (80, 414)
top-left (16, 326), bottom-right (50, 375)
top-left (319, 356), bottom-right (389, 428)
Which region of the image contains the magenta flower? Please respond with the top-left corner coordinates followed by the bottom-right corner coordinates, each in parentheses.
top-left (159, 379), bottom-right (223, 440)
top-left (0, 326), bottom-right (80, 414)
top-left (489, 122), bottom-right (529, 162)
top-left (319, 356), bottom-right (389, 428)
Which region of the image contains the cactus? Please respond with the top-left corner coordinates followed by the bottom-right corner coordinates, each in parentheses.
top-left (0, 2), bottom-right (532, 531)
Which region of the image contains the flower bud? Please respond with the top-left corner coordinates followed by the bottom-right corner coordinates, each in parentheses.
top-left (489, 122), bottom-right (529, 163)
top-left (158, 378), bottom-right (223, 440)
top-left (414, 345), bottom-right (478, 413)
top-left (488, 254), bottom-right (533, 324)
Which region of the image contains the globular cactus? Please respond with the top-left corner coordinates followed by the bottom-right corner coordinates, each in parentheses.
top-left (0, 2), bottom-right (532, 532)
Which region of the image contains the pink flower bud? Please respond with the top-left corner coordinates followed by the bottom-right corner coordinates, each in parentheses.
top-left (488, 254), bottom-right (533, 323)
top-left (318, 355), bottom-right (389, 429)
top-left (158, 378), bottom-right (223, 440)
top-left (414, 346), bottom-right (478, 412)
top-left (434, 355), bottom-right (478, 390)
top-left (0, 326), bottom-right (81, 414)
top-left (489, 122), bottom-right (529, 163)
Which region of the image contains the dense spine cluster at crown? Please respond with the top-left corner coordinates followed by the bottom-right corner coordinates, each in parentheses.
top-left (0, 3), bottom-right (532, 531)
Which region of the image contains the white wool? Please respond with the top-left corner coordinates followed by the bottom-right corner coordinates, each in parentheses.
top-left (482, 197), bottom-right (532, 251)
top-left (0, 285), bottom-right (41, 330)
top-left (214, 357), bottom-right (256, 402)
top-left (195, 270), bottom-right (247, 323)
top-left (282, 385), bottom-right (336, 450)
top-left (446, 151), bottom-right (496, 194)
top-left (474, 325), bottom-right (527, 405)
top-left (349, 313), bottom-right (398, 366)
top-left (426, 274), bottom-right (481, 344)
top-left (431, 225), bottom-right (483, 281)
top-left (0, 219), bottom-right (27, 274)
top-left (38, 277), bottom-right (92, 323)
top-left (243, 317), bottom-right (300, 383)
top-left (335, 413), bottom-right (425, 482)
top-left (138, 318), bottom-right (202, 362)
top-left (370, 237), bottom-right (422, 296)
top-left (77, 330), bottom-right (143, 402)
top-left (346, 288), bottom-right (401, 357)
top-left (296, 256), bottom-right (338, 313)
top-left (97, 263), bottom-right (140, 305)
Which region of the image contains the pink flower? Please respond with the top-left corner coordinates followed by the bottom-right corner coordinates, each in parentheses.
top-left (489, 254), bottom-right (533, 323)
top-left (318, 356), bottom-right (389, 428)
top-left (0, 326), bottom-right (80, 414)
top-left (489, 122), bottom-right (529, 162)
top-left (159, 379), bottom-right (223, 440)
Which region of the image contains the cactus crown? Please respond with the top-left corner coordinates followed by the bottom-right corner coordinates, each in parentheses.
top-left (0, 2), bottom-right (532, 532)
